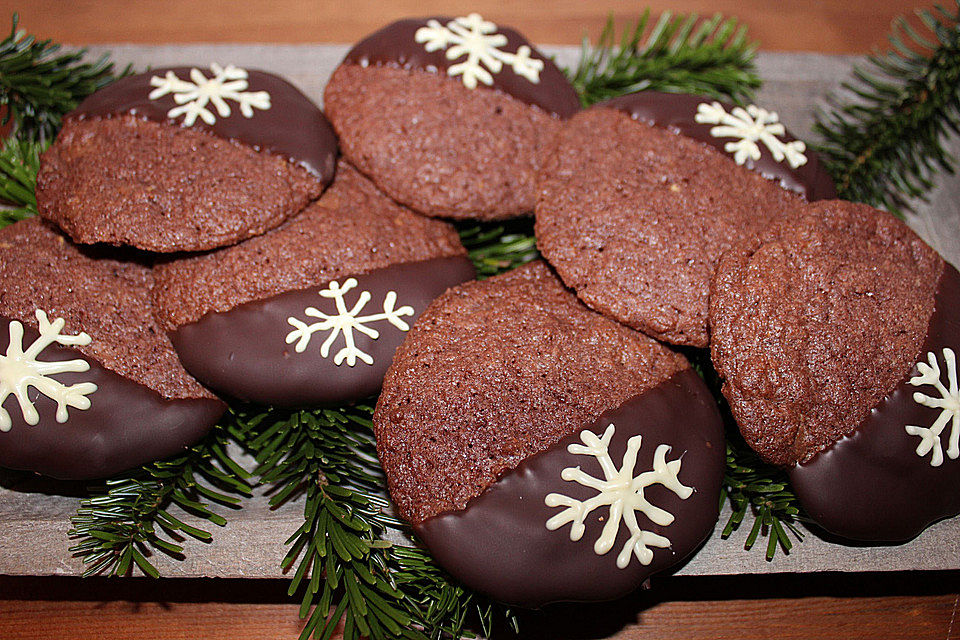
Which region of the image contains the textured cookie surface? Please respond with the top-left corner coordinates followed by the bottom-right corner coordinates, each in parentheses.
top-left (0, 218), bottom-right (223, 479)
top-left (375, 261), bottom-right (689, 524)
top-left (152, 162), bottom-right (475, 406)
top-left (152, 162), bottom-right (468, 330)
top-left (325, 65), bottom-right (562, 220)
top-left (0, 218), bottom-right (214, 400)
top-left (37, 115), bottom-right (323, 252)
top-left (535, 107), bottom-right (805, 347)
top-left (710, 200), bottom-right (943, 466)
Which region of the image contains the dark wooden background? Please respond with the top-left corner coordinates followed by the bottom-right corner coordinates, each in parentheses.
top-left (0, 1), bottom-right (957, 638)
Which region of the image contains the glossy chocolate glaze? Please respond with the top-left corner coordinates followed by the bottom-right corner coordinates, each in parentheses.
top-left (170, 256), bottom-right (476, 406)
top-left (343, 17), bottom-right (581, 118)
top-left (415, 368), bottom-right (725, 607)
top-left (599, 91), bottom-right (837, 201)
top-left (70, 67), bottom-right (337, 182)
top-left (790, 262), bottom-right (960, 541)
top-left (0, 318), bottom-right (225, 480)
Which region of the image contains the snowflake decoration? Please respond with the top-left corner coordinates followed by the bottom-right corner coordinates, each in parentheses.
top-left (148, 63), bottom-right (271, 127)
top-left (905, 347), bottom-right (960, 467)
top-left (0, 310), bottom-right (97, 431)
top-left (285, 278), bottom-right (415, 367)
top-left (694, 101), bottom-right (808, 169)
top-left (414, 13), bottom-right (544, 89)
top-left (545, 424), bottom-right (692, 569)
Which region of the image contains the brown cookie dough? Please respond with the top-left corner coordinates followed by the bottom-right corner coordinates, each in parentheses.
top-left (36, 66), bottom-right (337, 252)
top-left (710, 200), bottom-right (943, 466)
top-left (152, 162), bottom-right (475, 406)
top-left (324, 15), bottom-right (580, 220)
top-left (37, 115), bottom-right (323, 252)
top-left (535, 106), bottom-right (805, 347)
top-left (375, 261), bottom-right (690, 525)
top-left (0, 218), bottom-right (223, 479)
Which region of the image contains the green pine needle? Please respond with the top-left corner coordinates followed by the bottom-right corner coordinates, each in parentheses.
top-left (813, 1), bottom-right (960, 216)
top-left (244, 404), bottom-right (509, 640)
top-left (0, 13), bottom-right (125, 143)
top-left (0, 136), bottom-right (42, 222)
top-left (68, 419), bottom-right (254, 577)
top-left (568, 10), bottom-right (760, 107)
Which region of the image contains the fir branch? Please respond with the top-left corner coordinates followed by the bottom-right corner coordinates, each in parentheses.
top-left (0, 13), bottom-right (124, 143)
top-left (0, 136), bottom-right (42, 223)
top-left (247, 405), bottom-right (510, 640)
top-left (68, 419), bottom-right (254, 577)
top-left (568, 10), bottom-right (760, 107)
top-left (720, 440), bottom-right (804, 560)
top-left (813, 1), bottom-right (960, 216)
top-left (458, 219), bottom-right (538, 278)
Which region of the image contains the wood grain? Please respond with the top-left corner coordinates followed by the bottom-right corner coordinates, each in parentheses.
top-left (1, 575), bottom-right (957, 640)
top-left (5, 0), bottom-right (940, 53)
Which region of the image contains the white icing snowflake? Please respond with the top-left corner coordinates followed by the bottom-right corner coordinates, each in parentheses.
top-left (285, 279), bottom-right (415, 367)
top-left (544, 424), bottom-right (692, 569)
top-left (414, 13), bottom-right (544, 89)
top-left (694, 101), bottom-right (808, 169)
top-left (0, 310), bottom-right (97, 431)
top-left (906, 347), bottom-right (960, 467)
top-left (148, 63), bottom-right (271, 127)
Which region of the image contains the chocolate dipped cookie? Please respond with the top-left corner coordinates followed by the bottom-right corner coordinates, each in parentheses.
top-left (710, 200), bottom-right (960, 541)
top-left (375, 262), bottom-right (725, 606)
top-left (152, 162), bottom-right (475, 406)
top-left (535, 91), bottom-right (834, 347)
top-left (324, 14), bottom-right (580, 220)
top-left (0, 218), bottom-right (224, 480)
top-left (37, 65), bottom-right (337, 252)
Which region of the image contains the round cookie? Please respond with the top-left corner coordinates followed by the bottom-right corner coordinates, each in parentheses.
top-left (375, 262), bottom-right (725, 606)
top-left (37, 65), bottom-right (337, 252)
top-left (535, 93), bottom-right (829, 347)
top-left (324, 14), bottom-right (580, 220)
top-left (710, 200), bottom-right (960, 541)
top-left (0, 218), bottom-right (224, 480)
top-left (152, 162), bottom-right (475, 406)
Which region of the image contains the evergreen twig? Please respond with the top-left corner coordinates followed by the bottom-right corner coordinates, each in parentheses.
top-left (568, 10), bottom-right (760, 107)
top-left (246, 405), bottom-right (509, 640)
top-left (0, 136), bottom-right (42, 222)
top-left (0, 13), bottom-right (124, 143)
top-left (68, 419), bottom-right (254, 577)
top-left (813, 1), bottom-right (960, 216)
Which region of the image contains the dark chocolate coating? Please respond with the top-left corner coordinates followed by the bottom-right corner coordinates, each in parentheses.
top-left (170, 256), bottom-right (476, 406)
top-left (0, 318), bottom-right (224, 480)
top-left (600, 91), bottom-right (836, 201)
top-left (789, 263), bottom-right (960, 541)
top-left (71, 67), bottom-right (337, 182)
top-left (343, 17), bottom-right (580, 118)
top-left (416, 369), bottom-right (725, 607)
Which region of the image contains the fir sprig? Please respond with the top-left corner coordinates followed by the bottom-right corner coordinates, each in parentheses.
top-left (246, 404), bottom-right (509, 640)
top-left (720, 441), bottom-right (804, 560)
top-left (0, 13), bottom-right (123, 143)
top-left (813, 1), bottom-right (960, 216)
top-left (457, 219), bottom-right (538, 278)
top-left (68, 420), bottom-right (254, 577)
top-left (0, 136), bottom-right (42, 221)
top-left (569, 10), bottom-right (760, 107)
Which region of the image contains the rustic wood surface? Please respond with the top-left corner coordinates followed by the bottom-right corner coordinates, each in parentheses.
top-left (2, 0), bottom-right (941, 53)
top-left (1, 2), bottom-right (959, 639)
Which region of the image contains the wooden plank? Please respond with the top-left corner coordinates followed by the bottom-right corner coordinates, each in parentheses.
top-left (3, 0), bottom-right (939, 53)
top-left (1, 575), bottom-right (957, 639)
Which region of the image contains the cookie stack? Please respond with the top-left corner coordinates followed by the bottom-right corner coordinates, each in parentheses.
top-left (3, 61), bottom-right (476, 479)
top-left (4, 12), bottom-right (959, 610)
